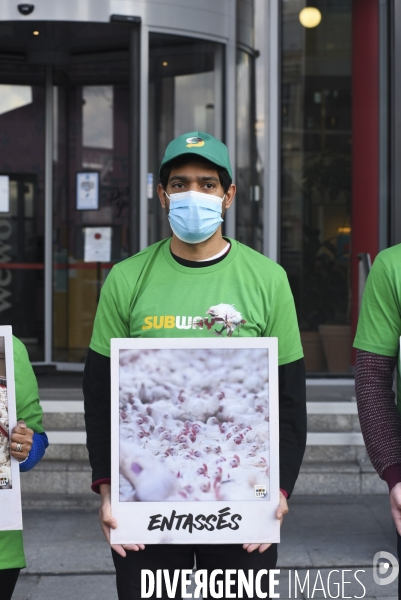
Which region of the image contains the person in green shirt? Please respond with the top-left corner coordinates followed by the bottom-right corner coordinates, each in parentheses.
top-left (354, 244), bottom-right (401, 598)
top-left (0, 337), bottom-right (48, 600)
top-left (84, 131), bottom-right (306, 599)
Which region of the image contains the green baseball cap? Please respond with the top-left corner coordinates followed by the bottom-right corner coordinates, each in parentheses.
top-left (159, 131), bottom-right (233, 179)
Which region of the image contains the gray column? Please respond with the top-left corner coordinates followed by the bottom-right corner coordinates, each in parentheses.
top-left (44, 65), bottom-right (53, 363)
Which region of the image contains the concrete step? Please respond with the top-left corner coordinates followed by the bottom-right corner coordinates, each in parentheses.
top-left (37, 395), bottom-right (366, 465)
top-left (40, 400), bottom-right (362, 432)
top-left (293, 459), bottom-right (388, 495)
top-left (39, 398), bottom-right (364, 463)
top-left (21, 493), bottom-right (99, 510)
top-left (19, 458), bottom-right (387, 499)
top-left (21, 460), bottom-right (92, 495)
top-left (30, 384), bottom-right (379, 498)
top-left (39, 388), bottom-right (84, 401)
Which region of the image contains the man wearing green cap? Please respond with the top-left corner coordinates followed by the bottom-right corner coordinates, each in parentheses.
top-left (84, 132), bottom-right (306, 599)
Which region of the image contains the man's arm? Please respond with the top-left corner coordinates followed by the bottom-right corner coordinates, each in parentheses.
top-left (83, 349), bottom-right (144, 555)
top-left (244, 357), bottom-right (306, 553)
top-left (278, 358), bottom-right (307, 497)
top-left (355, 349), bottom-right (401, 534)
top-left (355, 350), bottom-right (401, 489)
top-left (83, 348), bottom-right (112, 491)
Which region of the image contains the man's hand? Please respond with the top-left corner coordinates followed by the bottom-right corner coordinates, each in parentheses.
top-left (242, 491), bottom-right (288, 553)
top-left (99, 483), bottom-right (145, 557)
top-left (390, 482), bottom-right (401, 535)
top-left (10, 420), bottom-right (33, 461)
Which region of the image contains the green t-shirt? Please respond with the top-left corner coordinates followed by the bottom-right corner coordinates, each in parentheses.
top-left (0, 336), bottom-right (44, 570)
top-left (353, 244), bottom-right (401, 412)
top-left (90, 238), bottom-right (303, 366)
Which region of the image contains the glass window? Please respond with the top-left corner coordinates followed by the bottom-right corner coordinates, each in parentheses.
top-left (0, 84), bottom-right (32, 115)
top-left (281, 0), bottom-right (352, 373)
top-left (51, 22), bottom-right (132, 363)
top-left (0, 20), bottom-right (137, 364)
top-left (148, 34), bottom-right (225, 245)
top-left (0, 63), bottom-right (45, 361)
top-left (82, 85), bottom-right (114, 150)
top-left (236, 49), bottom-right (263, 252)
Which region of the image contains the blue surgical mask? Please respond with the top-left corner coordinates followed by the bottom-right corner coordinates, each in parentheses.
top-left (165, 190), bottom-right (224, 244)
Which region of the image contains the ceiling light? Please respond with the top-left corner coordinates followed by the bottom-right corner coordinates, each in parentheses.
top-left (32, 30), bottom-right (39, 36)
top-left (299, 7), bottom-right (322, 28)
top-left (162, 61), bottom-right (168, 66)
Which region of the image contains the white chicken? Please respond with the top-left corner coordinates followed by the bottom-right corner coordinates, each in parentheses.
top-left (206, 304), bottom-right (246, 337)
top-left (118, 348), bottom-right (270, 503)
top-left (120, 443), bottom-right (177, 501)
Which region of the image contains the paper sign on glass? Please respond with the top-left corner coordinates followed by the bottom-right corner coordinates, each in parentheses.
top-left (110, 337), bottom-right (279, 545)
top-left (0, 326), bottom-right (22, 531)
top-left (76, 172), bottom-right (99, 210)
top-left (0, 176), bottom-right (9, 213)
top-left (83, 227), bottom-right (112, 262)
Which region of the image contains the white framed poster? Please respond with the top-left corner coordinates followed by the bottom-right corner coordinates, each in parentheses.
top-left (0, 325), bottom-right (22, 531)
top-left (110, 337), bottom-right (279, 545)
top-left (76, 172), bottom-right (99, 210)
top-left (83, 227), bottom-right (112, 262)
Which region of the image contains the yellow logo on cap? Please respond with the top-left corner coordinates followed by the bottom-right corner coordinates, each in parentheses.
top-left (186, 136), bottom-right (205, 148)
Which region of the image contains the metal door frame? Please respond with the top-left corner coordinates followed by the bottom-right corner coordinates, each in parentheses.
top-left (36, 21), bottom-right (140, 368)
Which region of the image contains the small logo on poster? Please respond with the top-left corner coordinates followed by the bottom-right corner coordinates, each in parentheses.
top-left (254, 485), bottom-right (267, 498)
top-left (0, 474), bottom-right (9, 487)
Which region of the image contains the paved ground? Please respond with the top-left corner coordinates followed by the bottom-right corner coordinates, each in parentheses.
top-left (12, 494), bottom-right (399, 599)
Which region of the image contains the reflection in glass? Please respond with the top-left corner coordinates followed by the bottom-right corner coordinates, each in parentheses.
top-left (53, 56), bottom-right (130, 362)
top-left (148, 34), bottom-right (224, 245)
top-left (236, 49), bottom-right (263, 252)
top-left (0, 64), bottom-right (45, 361)
top-left (0, 84), bottom-right (32, 116)
top-left (281, 0), bottom-right (352, 373)
top-left (174, 72), bottom-right (214, 136)
top-left (83, 86), bottom-right (114, 150)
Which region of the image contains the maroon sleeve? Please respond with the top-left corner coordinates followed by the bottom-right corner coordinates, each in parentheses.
top-left (355, 349), bottom-right (401, 492)
top-left (92, 478), bottom-right (111, 494)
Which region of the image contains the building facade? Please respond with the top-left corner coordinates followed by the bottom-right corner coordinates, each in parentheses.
top-left (0, 0), bottom-right (391, 373)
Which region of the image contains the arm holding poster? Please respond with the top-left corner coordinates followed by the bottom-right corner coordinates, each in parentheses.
top-left (0, 329), bottom-right (49, 582)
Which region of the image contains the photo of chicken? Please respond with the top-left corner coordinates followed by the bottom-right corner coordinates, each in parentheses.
top-left (206, 303), bottom-right (246, 337)
top-left (0, 377), bottom-right (11, 490)
top-left (119, 347), bottom-right (269, 502)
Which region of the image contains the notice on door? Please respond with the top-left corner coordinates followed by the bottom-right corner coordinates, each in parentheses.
top-left (84, 227), bottom-right (112, 262)
top-left (0, 176), bottom-right (9, 213)
top-left (76, 172), bottom-right (99, 210)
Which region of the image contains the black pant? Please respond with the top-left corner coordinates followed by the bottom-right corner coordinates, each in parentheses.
top-left (112, 543), bottom-right (277, 600)
top-left (0, 568), bottom-right (21, 600)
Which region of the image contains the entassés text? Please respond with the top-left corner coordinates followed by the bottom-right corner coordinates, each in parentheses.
top-left (148, 507), bottom-right (242, 533)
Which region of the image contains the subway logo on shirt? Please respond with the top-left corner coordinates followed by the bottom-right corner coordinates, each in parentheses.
top-left (142, 303), bottom-right (246, 337)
